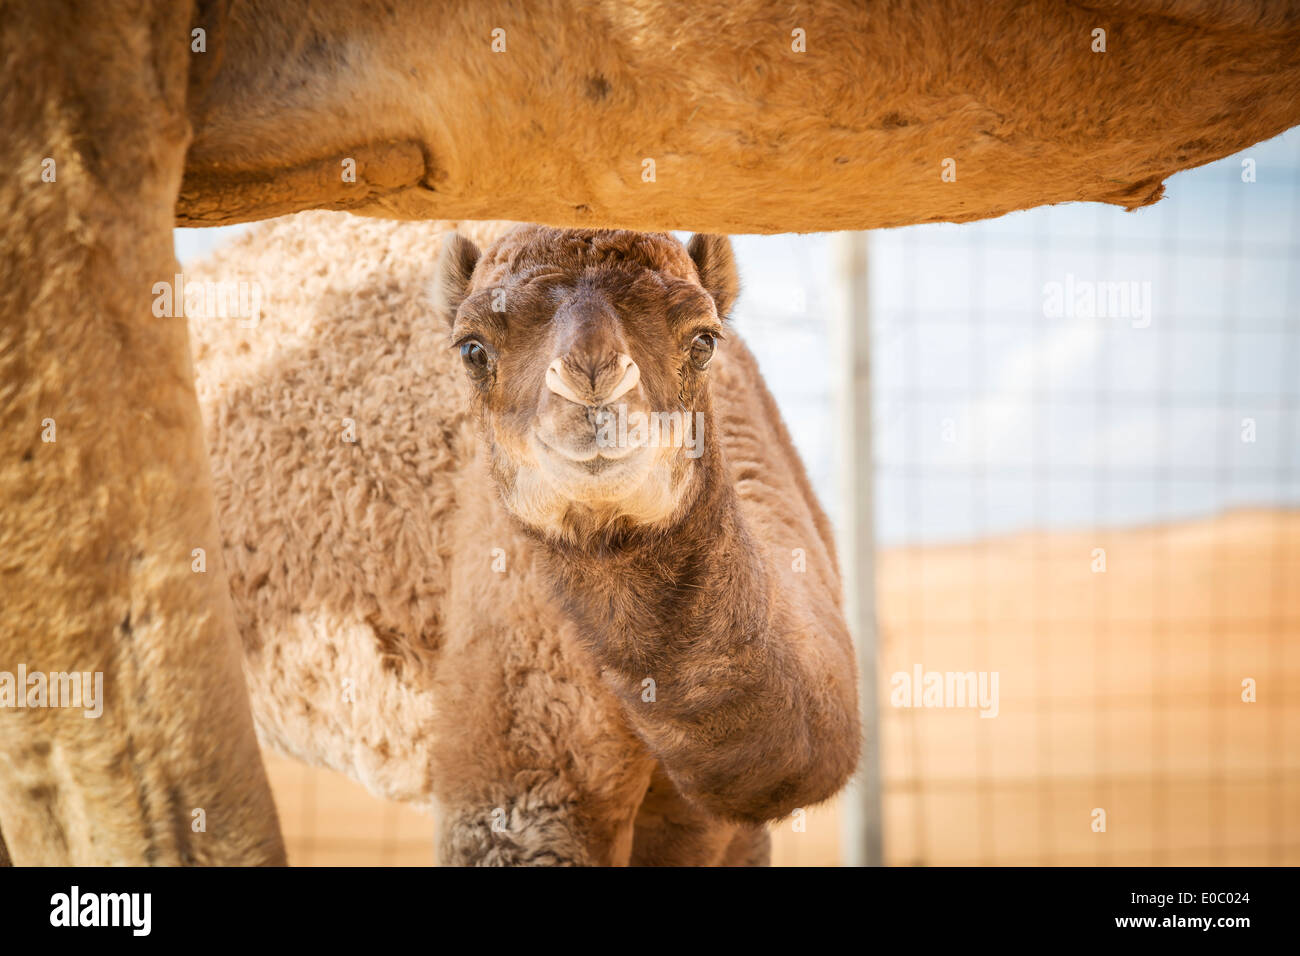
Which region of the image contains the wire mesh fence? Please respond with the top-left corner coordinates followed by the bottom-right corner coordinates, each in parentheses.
top-left (855, 129), bottom-right (1299, 866)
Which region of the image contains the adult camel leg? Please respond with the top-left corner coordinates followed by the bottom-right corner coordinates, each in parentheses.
top-left (0, 1), bottom-right (285, 864)
top-left (0, 824), bottom-right (9, 866)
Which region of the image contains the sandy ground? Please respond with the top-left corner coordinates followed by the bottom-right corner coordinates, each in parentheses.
top-left (264, 509), bottom-right (1298, 865)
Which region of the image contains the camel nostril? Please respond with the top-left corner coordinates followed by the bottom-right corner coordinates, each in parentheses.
top-left (546, 353), bottom-right (639, 407)
top-left (604, 355), bottom-right (639, 403)
top-left (546, 359), bottom-right (588, 406)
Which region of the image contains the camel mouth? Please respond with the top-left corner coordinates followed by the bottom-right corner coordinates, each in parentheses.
top-left (533, 420), bottom-right (647, 463)
top-left (534, 432), bottom-right (644, 469)
top-left (528, 433), bottom-right (657, 500)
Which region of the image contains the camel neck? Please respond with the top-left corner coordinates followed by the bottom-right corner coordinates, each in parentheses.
top-left (538, 433), bottom-right (769, 675)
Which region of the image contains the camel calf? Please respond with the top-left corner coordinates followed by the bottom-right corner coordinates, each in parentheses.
top-left (188, 213), bottom-right (856, 864)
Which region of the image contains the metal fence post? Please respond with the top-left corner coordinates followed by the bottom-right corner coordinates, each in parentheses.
top-left (835, 231), bottom-right (885, 867)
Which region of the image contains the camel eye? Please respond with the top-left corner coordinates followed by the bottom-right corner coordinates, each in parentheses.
top-left (459, 339), bottom-right (493, 375)
top-left (689, 332), bottom-right (716, 369)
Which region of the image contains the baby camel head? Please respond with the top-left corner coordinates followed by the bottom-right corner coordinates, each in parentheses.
top-left (434, 225), bottom-right (739, 542)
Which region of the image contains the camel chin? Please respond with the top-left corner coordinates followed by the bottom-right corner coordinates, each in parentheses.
top-left (508, 440), bottom-right (691, 543)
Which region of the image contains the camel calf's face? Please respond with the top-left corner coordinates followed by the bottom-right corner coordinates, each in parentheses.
top-left (434, 226), bottom-right (739, 540)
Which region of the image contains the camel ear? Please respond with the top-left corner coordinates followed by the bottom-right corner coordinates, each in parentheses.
top-left (687, 234), bottom-right (739, 320)
top-left (432, 231), bottom-right (481, 327)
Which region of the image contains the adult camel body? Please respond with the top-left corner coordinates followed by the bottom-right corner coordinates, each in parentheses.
top-left (1, 0), bottom-right (1298, 863)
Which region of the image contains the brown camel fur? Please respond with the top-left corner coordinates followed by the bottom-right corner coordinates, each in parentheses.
top-left (184, 214), bottom-right (855, 864)
top-left (0, 0), bottom-right (284, 865)
top-left (2, 0), bottom-right (1298, 864)
top-left (179, 1), bottom-right (1300, 231)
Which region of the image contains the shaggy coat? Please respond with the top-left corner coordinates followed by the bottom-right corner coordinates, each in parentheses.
top-left (188, 213), bottom-right (858, 865)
